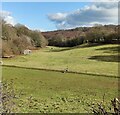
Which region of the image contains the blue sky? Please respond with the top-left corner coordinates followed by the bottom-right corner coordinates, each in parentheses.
top-left (2, 2), bottom-right (118, 31)
top-left (2, 2), bottom-right (91, 31)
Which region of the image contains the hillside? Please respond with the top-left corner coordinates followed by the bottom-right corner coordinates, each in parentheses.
top-left (42, 25), bottom-right (119, 47)
top-left (1, 21), bottom-right (48, 57)
top-left (1, 22), bottom-right (119, 57)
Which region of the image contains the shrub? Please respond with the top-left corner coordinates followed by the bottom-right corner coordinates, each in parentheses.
top-left (30, 31), bottom-right (48, 47)
top-left (88, 97), bottom-right (120, 114)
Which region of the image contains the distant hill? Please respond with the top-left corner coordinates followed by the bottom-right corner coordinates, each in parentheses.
top-left (42, 25), bottom-right (119, 47)
top-left (1, 21), bottom-right (48, 57)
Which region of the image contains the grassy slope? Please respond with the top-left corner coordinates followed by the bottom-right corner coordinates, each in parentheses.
top-left (3, 66), bottom-right (118, 113)
top-left (2, 44), bottom-right (119, 112)
top-left (3, 44), bottom-right (119, 77)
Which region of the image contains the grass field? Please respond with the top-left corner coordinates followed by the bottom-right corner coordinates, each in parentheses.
top-left (2, 66), bottom-right (118, 113)
top-left (2, 44), bottom-right (119, 113)
top-left (3, 44), bottom-right (119, 77)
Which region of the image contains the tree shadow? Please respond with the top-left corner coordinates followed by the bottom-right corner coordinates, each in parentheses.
top-left (95, 46), bottom-right (120, 53)
top-left (80, 43), bottom-right (105, 48)
top-left (46, 43), bottom-right (105, 52)
top-left (88, 55), bottom-right (120, 62)
top-left (88, 45), bottom-right (120, 62)
top-left (46, 44), bottom-right (120, 53)
top-left (45, 47), bottom-right (71, 52)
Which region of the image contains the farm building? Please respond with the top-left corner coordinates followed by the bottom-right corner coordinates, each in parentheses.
top-left (23, 49), bottom-right (32, 55)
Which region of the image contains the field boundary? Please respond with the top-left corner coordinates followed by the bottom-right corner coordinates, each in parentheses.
top-left (3, 64), bottom-right (119, 78)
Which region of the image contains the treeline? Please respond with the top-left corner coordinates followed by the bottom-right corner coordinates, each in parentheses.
top-left (43, 25), bottom-right (119, 47)
top-left (85, 25), bottom-right (119, 44)
top-left (1, 21), bottom-right (48, 57)
top-left (48, 34), bottom-right (84, 47)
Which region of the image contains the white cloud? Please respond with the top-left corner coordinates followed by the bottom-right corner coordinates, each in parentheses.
top-left (30, 27), bottom-right (49, 32)
top-left (48, 2), bottom-right (118, 29)
top-left (0, 10), bottom-right (16, 26)
top-left (48, 13), bottom-right (67, 22)
top-left (38, 29), bottom-right (48, 32)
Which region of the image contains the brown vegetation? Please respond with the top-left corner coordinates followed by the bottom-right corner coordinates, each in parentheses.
top-left (42, 25), bottom-right (119, 47)
top-left (1, 21), bottom-right (48, 57)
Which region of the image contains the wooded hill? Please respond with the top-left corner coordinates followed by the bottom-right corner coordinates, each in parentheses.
top-left (1, 21), bottom-right (48, 57)
top-left (42, 25), bottom-right (119, 47)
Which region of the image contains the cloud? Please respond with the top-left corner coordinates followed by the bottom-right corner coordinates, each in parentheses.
top-left (30, 27), bottom-right (49, 32)
top-left (0, 10), bottom-right (16, 26)
top-left (35, 28), bottom-right (48, 32)
top-left (48, 13), bottom-right (67, 23)
top-left (48, 2), bottom-right (118, 29)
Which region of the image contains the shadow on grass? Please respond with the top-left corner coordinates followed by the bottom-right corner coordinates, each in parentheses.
top-left (95, 46), bottom-right (120, 53)
top-left (47, 43), bottom-right (105, 52)
top-left (47, 47), bottom-right (72, 52)
top-left (89, 45), bottom-right (120, 62)
top-left (88, 55), bottom-right (120, 62)
top-left (46, 43), bottom-right (119, 53)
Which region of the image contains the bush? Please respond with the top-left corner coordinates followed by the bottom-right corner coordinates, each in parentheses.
top-left (87, 97), bottom-right (120, 114)
top-left (0, 81), bottom-right (41, 113)
top-left (1, 81), bottom-right (18, 113)
top-left (30, 31), bottom-right (48, 47)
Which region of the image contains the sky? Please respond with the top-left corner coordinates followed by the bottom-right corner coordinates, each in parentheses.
top-left (1, 2), bottom-right (118, 31)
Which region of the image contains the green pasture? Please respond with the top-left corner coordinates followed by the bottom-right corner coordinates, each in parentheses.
top-left (3, 44), bottom-right (119, 77)
top-left (2, 66), bottom-right (118, 113)
top-left (2, 44), bottom-right (119, 112)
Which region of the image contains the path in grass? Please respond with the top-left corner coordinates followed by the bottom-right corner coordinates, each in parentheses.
top-left (3, 44), bottom-right (119, 77)
top-left (3, 66), bottom-right (119, 113)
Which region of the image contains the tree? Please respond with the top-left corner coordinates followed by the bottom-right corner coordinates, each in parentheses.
top-left (48, 34), bottom-right (67, 47)
top-left (30, 31), bottom-right (48, 47)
